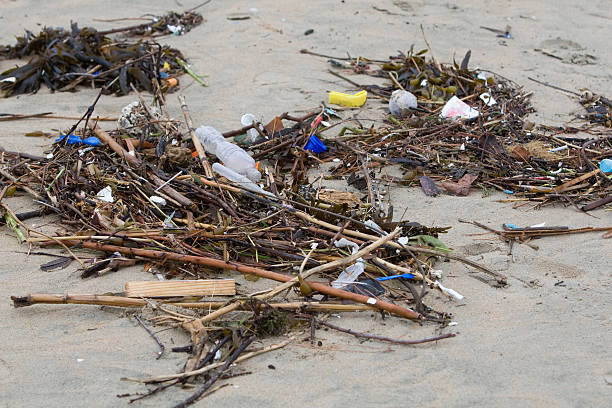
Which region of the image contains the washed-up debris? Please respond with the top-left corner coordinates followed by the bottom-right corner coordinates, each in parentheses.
top-left (2, 93), bottom-right (494, 405)
top-left (301, 47), bottom-right (611, 208)
top-left (0, 11), bottom-right (204, 97)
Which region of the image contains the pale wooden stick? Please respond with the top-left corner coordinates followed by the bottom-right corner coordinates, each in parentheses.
top-left (125, 280), bottom-right (236, 297)
top-left (178, 95), bottom-right (213, 178)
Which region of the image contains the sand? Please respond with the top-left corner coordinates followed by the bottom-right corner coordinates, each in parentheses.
top-left (0, 0), bottom-right (610, 407)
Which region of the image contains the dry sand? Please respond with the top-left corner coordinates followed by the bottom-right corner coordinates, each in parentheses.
top-left (0, 0), bottom-right (611, 407)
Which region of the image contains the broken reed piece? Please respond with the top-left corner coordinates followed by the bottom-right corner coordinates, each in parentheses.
top-left (55, 240), bottom-right (422, 321)
top-left (10, 293), bottom-right (376, 312)
top-left (125, 280), bottom-right (235, 297)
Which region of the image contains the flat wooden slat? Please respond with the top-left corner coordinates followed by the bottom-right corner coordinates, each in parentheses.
top-left (125, 280), bottom-right (235, 298)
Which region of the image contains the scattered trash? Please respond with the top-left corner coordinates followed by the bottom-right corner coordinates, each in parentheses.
top-left (196, 125), bottom-right (261, 182)
top-left (389, 89), bottom-right (417, 116)
top-left (328, 90), bottom-right (367, 107)
top-left (95, 186), bottom-right (114, 203)
top-left (600, 159), bottom-right (612, 174)
top-left (440, 96), bottom-right (480, 120)
top-left (304, 134), bottom-right (327, 153)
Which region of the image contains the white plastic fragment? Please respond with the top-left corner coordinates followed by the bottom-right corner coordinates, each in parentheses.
top-left (530, 222), bottom-right (546, 228)
top-left (366, 297), bottom-right (377, 305)
top-left (440, 96), bottom-right (479, 120)
top-left (332, 238), bottom-right (365, 288)
top-left (149, 195), bottom-right (167, 206)
top-left (95, 186), bottom-right (114, 203)
top-left (389, 90), bottom-right (418, 116)
top-left (480, 92), bottom-right (497, 106)
top-left (435, 281), bottom-right (465, 301)
top-left (397, 236), bottom-right (409, 246)
top-left (364, 219), bottom-right (385, 236)
top-left (448, 321), bottom-right (458, 326)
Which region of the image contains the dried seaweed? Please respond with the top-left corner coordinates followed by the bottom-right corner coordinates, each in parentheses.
top-left (0, 15), bottom-right (197, 97)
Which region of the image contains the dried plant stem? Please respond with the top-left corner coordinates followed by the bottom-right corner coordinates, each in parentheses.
top-left (317, 319), bottom-right (456, 345)
top-left (128, 334), bottom-right (299, 384)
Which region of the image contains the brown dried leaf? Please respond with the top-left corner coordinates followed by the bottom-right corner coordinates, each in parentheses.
top-left (264, 116), bottom-right (284, 135)
top-left (419, 175), bottom-right (440, 196)
top-left (510, 145), bottom-right (531, 162)
top-left (440, 173), bottom-right (478, 196)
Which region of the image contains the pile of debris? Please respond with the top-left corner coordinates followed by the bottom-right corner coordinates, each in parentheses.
top-left (2, 46), bottom-right (610, 406)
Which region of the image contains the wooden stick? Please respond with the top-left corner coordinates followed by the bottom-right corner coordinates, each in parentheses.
top-left (53, 240), bottom-right (422, 320)
top-left (178, 95), bottom-right (213, 178)
top-left (125, 280), bottom-right (235, 297)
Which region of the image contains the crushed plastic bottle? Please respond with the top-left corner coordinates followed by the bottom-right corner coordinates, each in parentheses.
top-left (212, 163), bottom-right (274, 198)
top-left (389, 90), bottom-right (417, 116)
top-left (195, 125), bottom-right (261, 182)
top-left (240, 113), bottom-right (264, 144)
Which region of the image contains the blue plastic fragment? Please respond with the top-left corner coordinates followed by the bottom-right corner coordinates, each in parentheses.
top-left (503, 189), bottom-right (514, 194)
top-left (376, 273), bottom-right (415, 281)
top-left (83, 136), bottom-right (101, 146)
top-left (55, 134), bottom-right (82, 145)
top-left (599, 159), bottom-right (612, 174)
top-left (159, 72), bottom-right (169, 78)
top-left (505, 223), bottom-right (519, 229)
top-left (55, 134), bottom-right (100, 147)
top-left (304, 134), bottom-right (327, 153)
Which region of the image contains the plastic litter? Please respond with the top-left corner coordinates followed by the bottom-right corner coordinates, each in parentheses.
top-left (599, 158), bottom-right (612, 174)
top-left (304, 135), bottom-right (327, 153)
top-left (328, 90), bottom-right (367, 107)
top-left (95, 186), bottom-right (114, 203)
top-left (389, 90), bottom-right (417, 116)
top-left (376, 273), bottom-right (415, 281)
top-left (149, 196), bottom-right (167, 206)
top-left (479, 92), bottom-right (497, 106)
top-left (240, 113), bottom-right (264, 144)
top-left (440, 96), bottom-right (479, 120)
top-left (196, 125), bottom-right (261, 182)
top-left (55, 134), bottom-right (101, 146)
top-left (435, 281), bottom-right (464, 300)
top-left (332, 238), bottom-right (365, 288)
top-left (212, 163), bottom-right (274, 198)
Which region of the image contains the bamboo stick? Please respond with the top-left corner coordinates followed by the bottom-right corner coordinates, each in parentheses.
top-left (125, 280), bottom-right (235, 297)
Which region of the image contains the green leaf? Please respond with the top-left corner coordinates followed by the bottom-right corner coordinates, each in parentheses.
top-left (409, 235), bottom-right (451, 252)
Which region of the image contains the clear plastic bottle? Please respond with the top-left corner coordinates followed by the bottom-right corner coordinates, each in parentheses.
top-left (195, 125), bottom-right (261, 182)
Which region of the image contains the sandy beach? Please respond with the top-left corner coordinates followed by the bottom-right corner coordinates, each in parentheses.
top-left (0, 0), bottom-right (610, 407)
